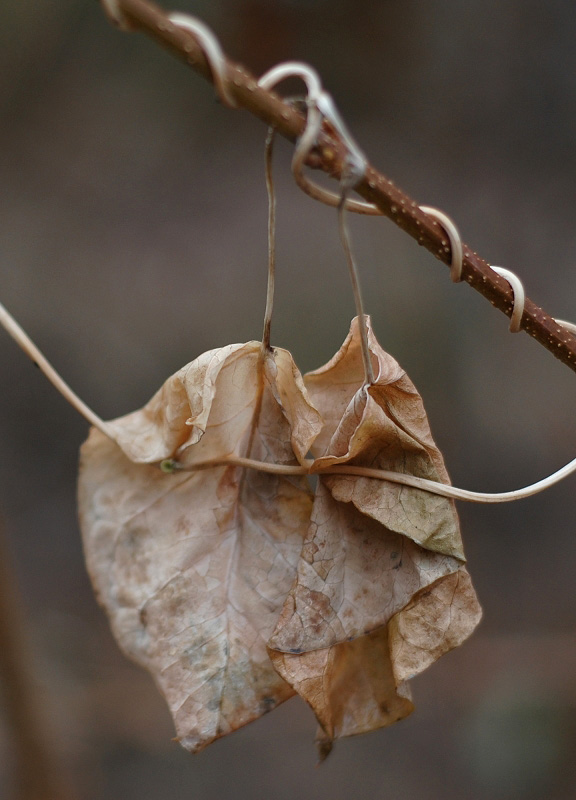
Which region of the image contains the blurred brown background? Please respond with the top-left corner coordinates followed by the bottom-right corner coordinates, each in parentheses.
top-left (1, 1), bottom-right (576, 798)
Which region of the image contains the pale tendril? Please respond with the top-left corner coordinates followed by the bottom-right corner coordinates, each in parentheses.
top-left (258, 62), bottom-right (377, 213)
top-left (419, 206), bottom-right (464, 284)
top-left (168, 13), bottom-right (237, 107)
top-left (490, 267), bottom-right (525, 332)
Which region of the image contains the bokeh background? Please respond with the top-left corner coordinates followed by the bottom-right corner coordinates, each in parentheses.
top-left (1, 1), bottom-right (576, 798)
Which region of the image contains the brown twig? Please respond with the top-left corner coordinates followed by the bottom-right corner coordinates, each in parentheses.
top-left (0, 520), bottom-right (75, 800)
top-left (103, 0), bottom-right (576, 374)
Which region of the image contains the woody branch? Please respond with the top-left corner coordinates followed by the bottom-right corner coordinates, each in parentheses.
top-left (101, 0), bottom-right (576, 375)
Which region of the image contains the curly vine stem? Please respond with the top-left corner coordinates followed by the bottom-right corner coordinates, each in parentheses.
top-left (161, 453), bottom-right (576, 504)
top-left (101, 0), bottom-right (576, 374)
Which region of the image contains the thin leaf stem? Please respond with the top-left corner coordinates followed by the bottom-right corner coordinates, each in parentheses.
top-left (171, 455), bottom-right (309, 476)
top-left (169, 452), bottom-right (576, 504)
top-left (0, 301), bottom-right (112, 438)
top-left (261, 128), bottom-right (276, 352)
top-left (338, 192), bottom-right (374, 385)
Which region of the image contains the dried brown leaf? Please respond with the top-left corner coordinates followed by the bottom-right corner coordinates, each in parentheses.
top-left (78, 342), bottom-right (322, 752)
top-left (78, 320), bottom-right (481, 754)
top-left (270, 627), bottom-right (414, 751)
top-left (388, 566), bottom-right (482, 681)
top-left (267, 481), bottom-right (461, 654)
top-left (307, 317), bottom-right (464, 560)
top-left (268, 319), bottom-right (481, 747)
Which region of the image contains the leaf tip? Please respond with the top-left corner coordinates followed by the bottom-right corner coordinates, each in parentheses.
top-left (315, 734), bottom-right (334, 764)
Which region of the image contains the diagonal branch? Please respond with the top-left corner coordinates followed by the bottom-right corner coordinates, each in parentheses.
top-left (103, 0), bottom-right (576, 375)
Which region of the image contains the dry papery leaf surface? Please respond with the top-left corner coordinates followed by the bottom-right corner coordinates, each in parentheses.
top-left (78, 317), bottom-right (482, 755)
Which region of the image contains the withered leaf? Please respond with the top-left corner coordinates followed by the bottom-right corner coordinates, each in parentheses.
top-left (268, 318), bottom-right (482, 747)
top-left (306, 317), bottom-right (464, 560)
top-left (79, 319), bottom-right (481, 754)
top-left (78, 341), bottom-right (322, 752)
top-left (272, 627), bottom-right (415, 759)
